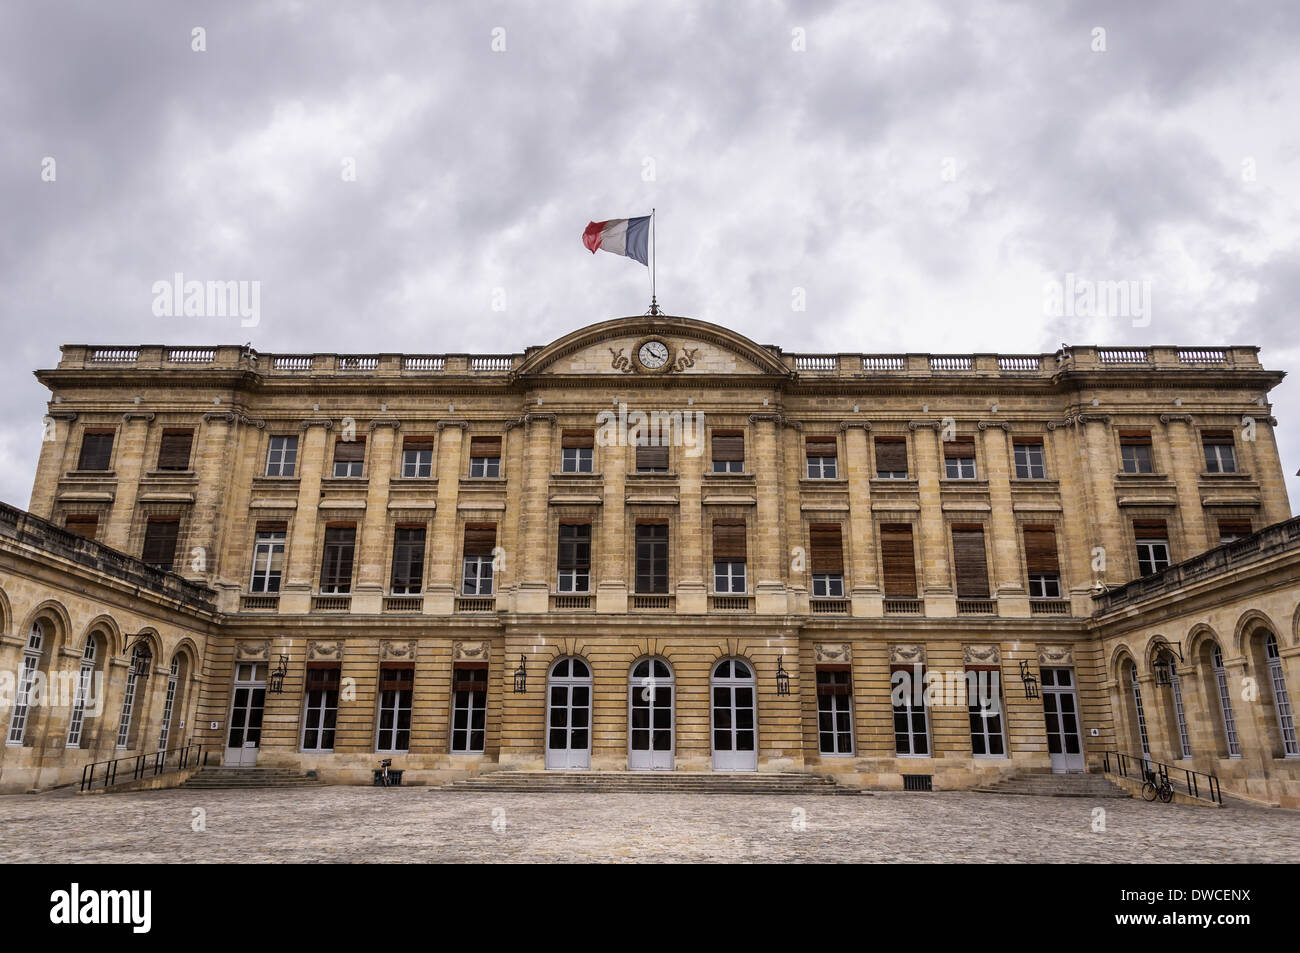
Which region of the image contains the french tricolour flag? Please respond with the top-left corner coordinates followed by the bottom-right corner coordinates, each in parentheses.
top-left (582, 215), bottom-right (650, 265)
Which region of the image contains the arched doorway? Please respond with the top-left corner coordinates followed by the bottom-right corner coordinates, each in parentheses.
top-left (628, 657), bottom-right (673, 770)
top-left (546, 657), bottom-right (592, 769)
top-left (711, 658), bottom-right (757, 771)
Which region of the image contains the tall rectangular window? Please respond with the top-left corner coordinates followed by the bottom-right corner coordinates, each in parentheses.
top-left (333, 438), bottom-right (365, 477)
top-left (7, 624), bottom-right (44, 746)
top-left (635, 522), bottom-right (669, 593)
top-left (951, 525), bottom-right (990, 598)
top-left (301, 666), bottom-right (340, 751)
top-left (879, 523), bottom-right (917, 597)
top-left (451, 664), bottom-right (488, 753)
top-left (711, 431), bottom-right (745, 473)
top-left (401, 438), bottom-right (433, 478)
top-left (390, 526), bottom-right (426, 594)
top-left (77, 430), bottom-right (115, 471)
top-left (1119, 430), bottom-right (1154, 474)
top-left (1133, 519), bottom-right (1170, 576)
top-left (892, 664), bottom-right (929, 756)
top-left (557, 522), bottom-right (591, 592)
top-left (157, 429), bottom-right (194, 470)
top-left (249, 522), bottom-right (286, 593)
top-left (712, 519), bottom-right (747, 593)
top-left (319, 525), bottom-right (356, 593)
top-left (265, 435), bottom-right (298, 476)
top-left (1202, 431), bottom-right (1237, 473)
top-left (805, 436), bottom-right (838, 479)
top-left (967, 668), bottom-right (1006, 756)
top-left (1013, 440), bottom-right (1046, 479)
top-left (873, 437), bottom-right (907, 479)
top-left (635, 443), bottom-right (669, 473)
top-left (809, 523), bottom-right (844, 597)
top-left (142, 518), bottom-right (180, 571)
top-left (1023, 524), bottom-right (1061, 598)
top-left (65, 515), bottom-right (99, 540)
top-left (376, 666), bottom-right (414, 753)
top-left (816, 666), bottom-right (854, 755)
top-left (943, 438), bottom-right (977, 479)
top-left (561, 430), bottom-right (594, 473)
top-left (469, 436), bottom-right (501, 478)
top-left (66, 636), bottom-right (97, 748)
top-left (1218, 519), bottom-right (1253, 544)
top-left (462, 523), bottom-right (497, 594)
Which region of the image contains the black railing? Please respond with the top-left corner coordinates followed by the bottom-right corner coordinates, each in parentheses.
top-left (1102, 750), bottom-right (1222, 805)
top-left (80, 742), bottom-right (203, 792)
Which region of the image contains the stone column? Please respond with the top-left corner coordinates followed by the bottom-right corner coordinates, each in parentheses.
top-left (30, 410), bottom-right (78, 518)
top-left (1250, 416), bottom-right (1291, 526)
top-left (1136, 672), bottom-right (1177, 763)
top-left (425, 421), bottom-right (467, 614)
top-left (102, 412), bottom-right (154, 551)
top-left (279, 418), bottom-right (332, 614)
top-left (779, 423), bottom-right (804, 614)
top-left (751, 414), bottom-right (787, 614)
top-left (676, 416), bottom-right (707, 614)
top-left (913, 422), bottom-right (954, 617)
top-left (185, 412), bottom-right (243, 586)
top-left (595, 426), bottom-right (628, 613)
top-left (1219, 654), bottom-right (1271, 775)
top-left (515, 414), bottom-right (555, 614)
top-left (1048, 421), bottom-right (1094, 615)
top-left (980, 423), bottom-right (1029, 617)
top-left (843, 423), bottom-right (881, 616)
top-left (353, 420), bottom-right (400, 613)
top-left (1081, 416), bottom-right (1128, 583)
top-left (1161, 414), bottom-right (1209, 556)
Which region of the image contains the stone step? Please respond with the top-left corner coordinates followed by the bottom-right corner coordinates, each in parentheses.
top-left (180, 769), bottom-right (325, 790)
top-left (441, 770), bottom-right (860, 795)
top-left (973, 772), bottom-right (1131, 799)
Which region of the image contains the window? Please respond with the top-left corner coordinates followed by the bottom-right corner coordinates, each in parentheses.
top-left (1169, 664), bottom-right (1192, 760)
top-left (65, 515), bottom-right (99, 540)
top-left (115, 643), bottom-right (151, 749)
top-left (301, 667), bottom-right (340, 751)
top-left (806, 436), bottom-right (838, 479)
top-left (943, 438), bottom-right (976, 479)
top-left (376, 666), bottom-right (414, 753)
top-left (892, 664), bottom-right (929, 756)
top-left (1119, 430), bottom-right (1154, 474)
top-left (967, 668), bottom-right (1006, 756)
top-left (319, 525), bottom-right (356, 593)
top-left (6, 622), bottom-right (45, 745)
top-left (1218, 519), bottom-right (1253, 544)
top-left (157, 657), bottom-right (180, 751)
top-left (561, 430), bottom-right (594, 473)
top-left (1265, 633), bottom-right (1299, 757)
top-left (462, 523), bottom-right (497, 594)
top-left (66, 635), bottom-right (98, 748)
top-left (951, 525), bottom-right (990, 599)
top-left (1133, 520), bottom-right (1170, 577)
top-left (1202, 431), bottom-right (1237, 474)
top-left (1013, 440), bottom-right (1046, 479)
top-left (333, 438), bottom-right (365, 477)
top-left (816, 667), bottom-right (854, 755)
top-left (711, 431), bottom-right (745, 473)
top-left (879, 523), bottom-right (917, 598)
top-left (635, 523), bottom-right (669, 594)
top-left (874, 437), bottom-right (907, 479)
top-left (142, 518), bottom-right (180, 571)
top-left (1129, 662), bottom-right (1151, 758)
top-left (451, 664), bottom-right (488, 753)
top-left (809, 523), bottom-right (844, 597)
top-left (1023, 525), bottom-right (1061, 599)
top-left (77, 430), bottom-right (114, 471)
top-left (249, 522), bottom-right (286, 593)
top-left (390, 526), bottom-right (426, 594)
top-left (1211, 645), bottom-right (1241, 758)
top-left (401, 438), bottom-right (433, 478)
top-left (469, 436), bottom-right (501, 478)
top-left (557, 523), bottom-right (591, 592)
top-left (157, 429), bottom-right (193, 471)
top-left (712, 520), bottom-right (747, 593)
top-left (635, 443), bottom-right (669, 473)
top-left (265, 435), bottom-right (298, 477)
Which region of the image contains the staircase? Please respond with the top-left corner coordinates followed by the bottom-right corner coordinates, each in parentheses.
top-left (974, 772), bottom-right (1130, 799)
top-left (179, 767), bottom-right (326, 790)
top-left (442, 770), bottom-right (864, 796)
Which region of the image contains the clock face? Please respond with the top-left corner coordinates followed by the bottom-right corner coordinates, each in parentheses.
top-left (638, 339), bottom-right (670, 369)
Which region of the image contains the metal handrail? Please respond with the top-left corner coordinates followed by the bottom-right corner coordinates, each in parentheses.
top-left (79, 741), bottom-right (203, 792)
top-left (1102, 750), bottom-right (1221, 805)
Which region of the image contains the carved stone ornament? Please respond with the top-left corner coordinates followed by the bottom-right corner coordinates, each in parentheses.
top-left (308, 640), bottom-right (343, 661)
top-left (963, 644), bottom-right (1001, 665)
top-left (814, 642), bottom-right (851, 663)
top-left (454, 640), bottom-right (489, 661)
top-left (381, 640), bottom-right (416, 661)
top-left (889, 644), bottom-right (925, 664)
top-left (1038, 644), bottom-right (1073, 665)
top-left (235, 640), bottom-right (270, 661)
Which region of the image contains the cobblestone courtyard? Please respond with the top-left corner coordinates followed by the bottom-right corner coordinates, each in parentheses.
top-left (1, 788), bottom-right (1296, 863)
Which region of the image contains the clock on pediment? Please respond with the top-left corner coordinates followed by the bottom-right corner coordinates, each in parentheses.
top-left (632, 335), bottom-right (673, 374)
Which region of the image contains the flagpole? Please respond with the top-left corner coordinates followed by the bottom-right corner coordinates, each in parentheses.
top-left (650, 207), bottom-right (657, 314)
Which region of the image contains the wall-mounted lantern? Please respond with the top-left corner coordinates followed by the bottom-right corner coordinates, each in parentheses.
top-left (268, 654), bottom-right (289, 694)
top-left (1018, 660), bottom-right (1039, 699)
top-left (512, 654), bottom-right (528, 694)
top-left (775, 657), bottom-right (791, 696)
top-left (124, 634), bottom-right (153, 678)
top-left (1152, 640), bottom-right (1184, 687)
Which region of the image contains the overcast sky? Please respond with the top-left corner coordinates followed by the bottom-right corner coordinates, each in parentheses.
top-left (2, 1), bottom-right (1298, 511)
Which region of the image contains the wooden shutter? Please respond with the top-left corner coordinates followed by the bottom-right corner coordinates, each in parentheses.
top-left (463, 523), bottom-right (497, 556)
top-left (712, 520), bottom-right (747, 560)
top-left (65, 515), bottom-right (99, 540)
top-left (453, 664), bottom-right (489, 692)
top-left (879, 523), bottom-right (917, 597)
top-left (943, 437), bottom-right (975, 458)
top-left (809, 524), bottom-right (844, 573)
top-left (1119, 430), bottom-right (1152, 445)
top-left (951, 525), bottom-right (989, 598)
top-left (875, 438), bottom-right (907, 474)
top-left (142, 518), bottom-right (180, 569)
top-left (334, 438), bottom-right (365, 462)
top-left (816, 666), bottom-right (852, 695)
top-left (1218, 519), bottom-right (1253, 539)
top-left (561, 430), bottom-right (594, 449)
top-left (77, 431), bottom-right (114, 470)
top-left (403, 436), bottom-right (433, 449)
top-left (305, 664), bottom-right (341, 688)
top-left (1132, 519), bottom-right (1167, 539)
top-left (1022, 525), bottom-right (1060, 574)
top-left (636, 444), bottom-right (669, 470)
top-left (805, 436), bottom-right (837, 458)
top-left (379, 664), bottom-right (415, 691)
top-left (1201, 430), bottom-right (1234, 445)
top-left (711, 431), bottom-right (745, 462)
top-left (157, 430), bottom-right (193, 470)
top-left (469, 436), bottom-right (501, 457)
top-left (255, 520), bottom-right (288, 533)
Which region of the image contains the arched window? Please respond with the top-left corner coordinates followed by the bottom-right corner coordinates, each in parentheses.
top-left (1128, 662), bottom-right (1150, 759)
top-left (628, 657), bottom-right (673, 770)
top-left (116, 643), bottom-right (152, 749)
top-left (1265, 633), bottom-right (1299, 757)
top-left (6, 621), bottom-right (46, 745)
top-left (711, 658), bottom-right (757, 771)
top-left (546, 657), bottom-right (592, 770)
top-left (1168, 661), bottom-right (1192, 760)
top-left (1211, 644), bottom-right (1241, 758)
top-left (157, 657), bottom-right (182, 751)
top-left (66, 634), bottom-right (100, 748)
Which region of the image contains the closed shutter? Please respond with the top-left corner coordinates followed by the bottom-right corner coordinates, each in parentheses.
top-left (157, 430), bottom-right (194, 470)
top-left (379, 663), bottom-right (415, 691)
top-left (463, 523), bottom-right (497, 556)
top-left (255, 520), bottom-right (288, 533)
top-left (805, 436), bottom-right (837, 458)
top-left (1132, 519), bottom-right (1167, 539)
top-left (879, 523), bottom-right (917, 597)
top-left (809, 523), bottom-right (844, 573)
top-left (403, 436), bottom-right (433, 449)
top-left (561, 430), bottom-right (594, 449)
top-left (816, 665), bottom-right (852, 694)
top-left (469, 436), bottom-right (501, 457)
top-left (1201, 430), bottom-right (1234, 445)
top-left (943, 437), bottom-right (975, 458)
top-left (77, 431), bottom-right (115, 470)
top-left (334, 439), bottom-right (365, 462)
top-left (712, 520), bottom-right (747, 560)
top-left (305, 664), bottom-right (342, 688)
top-left (951, 525), bottom-right (989, 598)
top-left (142, 519), bottom-right (180, 570)
top-left (1218, 519), bottom-right (1253, 539)
top-left (1022, 525), bottom-right (1060, 574)
top-left (711, 431), bottom-right (744, 462)
top-left (875, 438), bottom-right (907, 474)
top-left (452, 663), bottom-right (489, 692)
top-left (636, 444), bottom-right (669, 470)
top-left (1119, 430), bottom-right (1152, 446)
top-left (65, 515), bottom-right (99, 540)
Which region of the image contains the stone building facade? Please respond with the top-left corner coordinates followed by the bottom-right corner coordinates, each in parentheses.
top-left (1, 315), bottom-right (1297, 802)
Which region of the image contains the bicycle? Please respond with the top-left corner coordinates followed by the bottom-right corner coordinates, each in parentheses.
top-left (376, 757), bottom-right (393, 788)
top-left (1141, 766), bottom-right (1173, 803)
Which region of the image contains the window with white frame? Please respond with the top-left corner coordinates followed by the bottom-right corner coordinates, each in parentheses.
top-left (401, 440), bottom-right (433, 478)
top-left (376, 667), bottom-right (413, 753)
top-left (1119, 432), bottom-right (1154, 474)
top-left (249, 527), bottom-right (286, 593)
top-left (468, 436), bottom-right (502, 478)
top-left (943, 439), bottom-right (977, 479)
top-left (301, 667), bottom-right (340, 751)
top-left (816, 668), bottom-right (854, 755)
top-left (6, 622), bottom-right (45, 746)
top-left (1135, 538), bottom-right (1170, 577)
top-left (1265, 633), bottom-right (1299, 757)
top-left (967, 668), bottom-right (1006, 756)
top-left (713, 560), bottom-right (747, 593)
top-left (451, 665), bottom-right (488, 752)
top-left (805, 436), bottom-right (838, 479)
top-left (1201, 431), bottom-right (1237, 474)
top-left (66, 635), bottom-right (97, 748)
top-left (1013, 441), bottom-right (1047, 479)
top-left (115, 644), bottom-right (151, 749)
top-left (1169, 663), bottom-right (1192, 759)
top-left (892, 665), bottom-right (929, 756)
top-left (265, 435), bottom-right (298, 477)
top-left (1130, 662), bottom-right (1151, 758)
top-left (557, 523), bottom-right (591, 593)
top-left (157, 657), bottom-right (180, 751)
top-left (332, 438), bottom-right (365, 478)
top-left (1212, 645), bottom-right (1241, 758)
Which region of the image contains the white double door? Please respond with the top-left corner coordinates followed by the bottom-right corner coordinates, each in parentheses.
top-left (629, 658), bottom-right (674, 770)
top-left (711, 659), bottom-right (758, 771)
top-left (224, 663), bottom-right (266, 767)
top-left (546, 658), bottom-right (591, 769)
